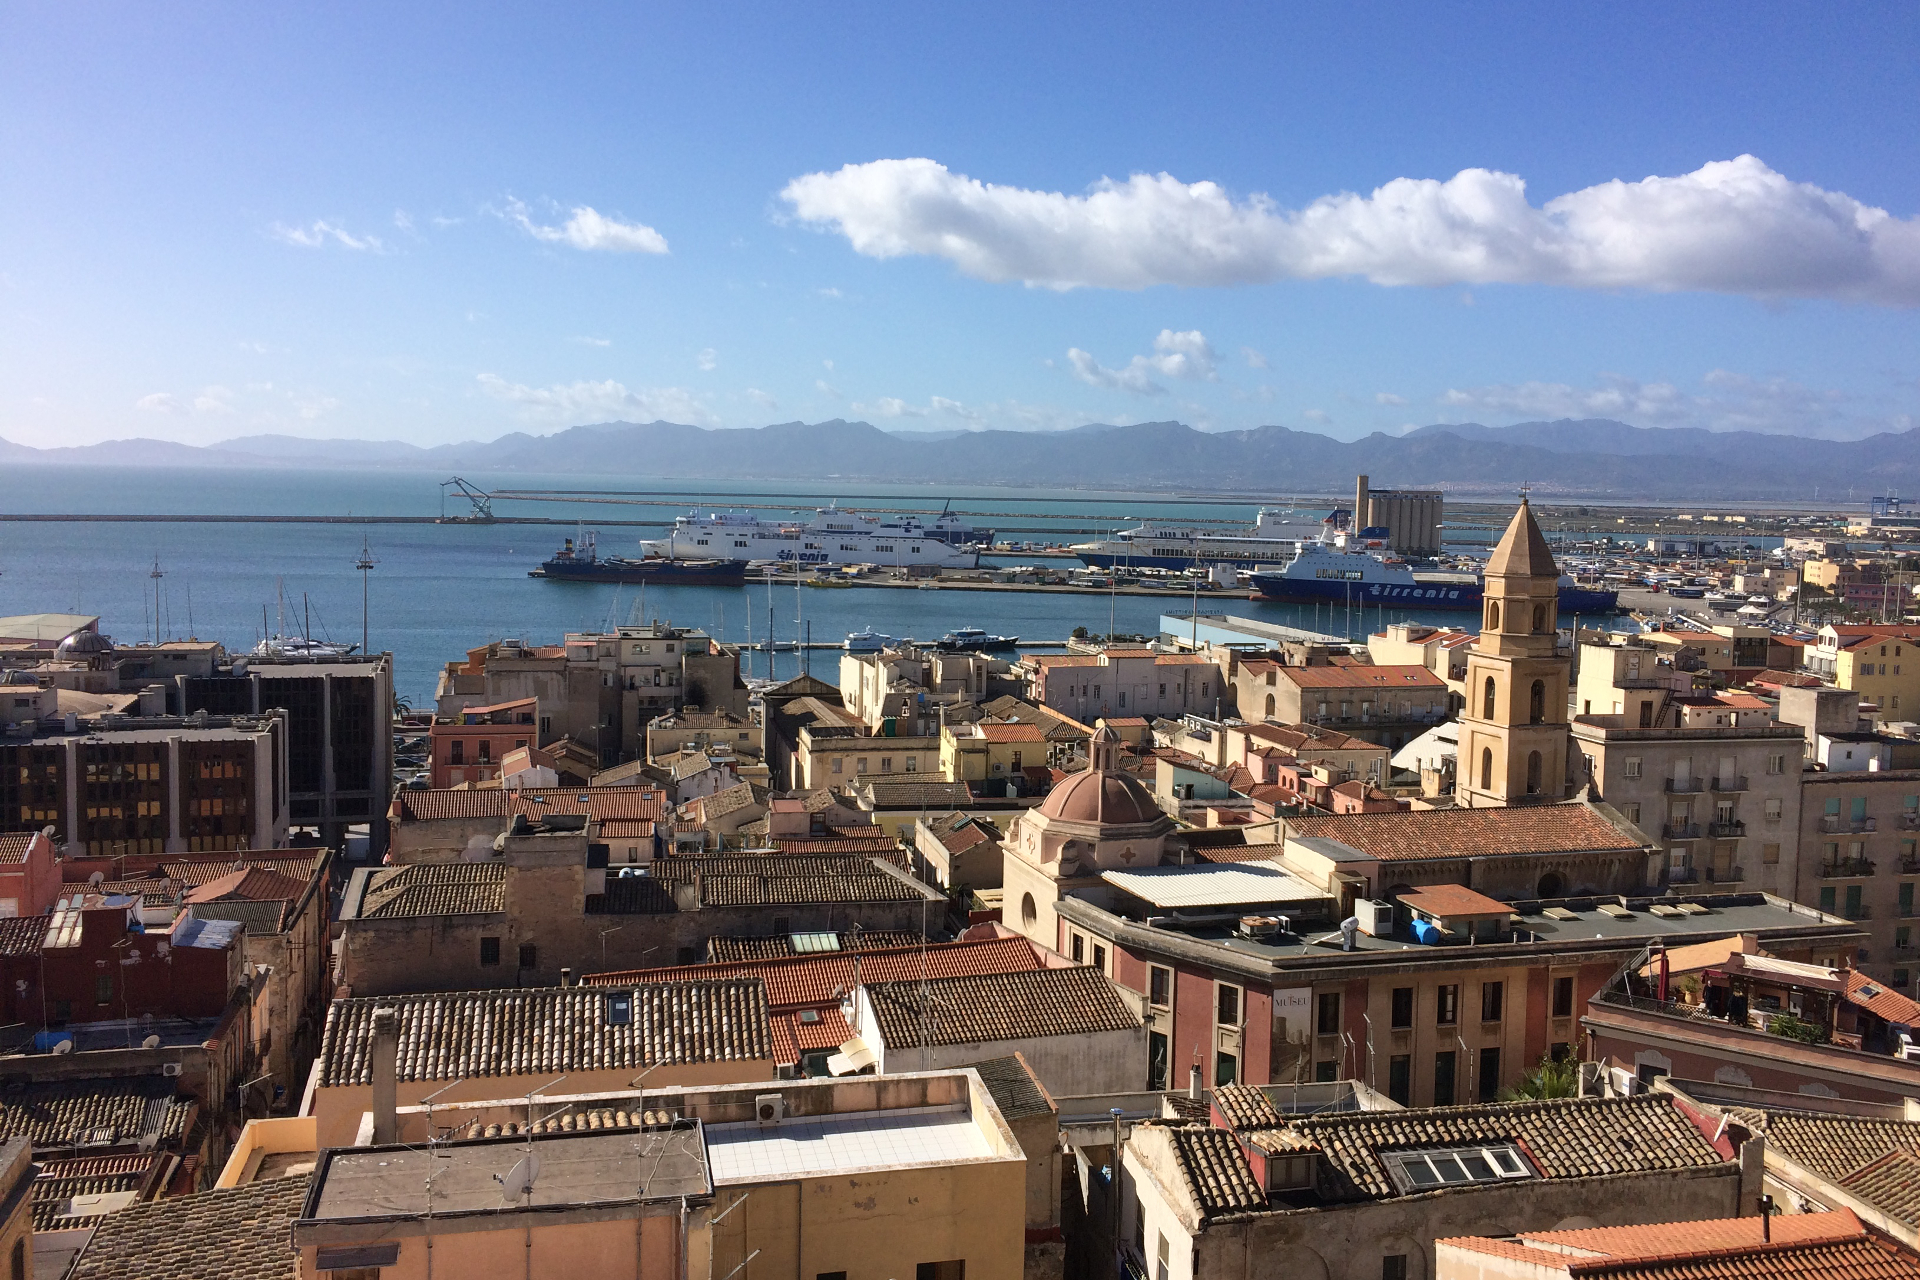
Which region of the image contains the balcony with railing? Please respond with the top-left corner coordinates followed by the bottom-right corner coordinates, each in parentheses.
top-left (1899, 812), bottom-right (1920, 831)
top-left (1711, 775), bottom-right (1749, 792)
top-left (1846, 905), bottom-right (1873, 920)
top-left (1706, 866), bottom-right (1745, 884)
top-left (1666, 867), bottom-right (1700, 885)
top-left (1819, 857), bottom-right (1876, 878)
top-left (1663, 822), bottom-right (1702, 841)
top-left (1709, 820), bottom-right (1747, 838)
top-left (1666, 778), bottom-right (1705, 794)
top-left (1819, 815), bottom-right (1877, 834)
top-left (1901, 854), bottom-right (1920, 875)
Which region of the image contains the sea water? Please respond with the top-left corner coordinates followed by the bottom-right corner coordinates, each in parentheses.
top-left (0, 465), bottom-right (1558, 705)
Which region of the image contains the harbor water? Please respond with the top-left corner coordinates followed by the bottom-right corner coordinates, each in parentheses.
top-left (0, 466), bottom-right (1624, 705)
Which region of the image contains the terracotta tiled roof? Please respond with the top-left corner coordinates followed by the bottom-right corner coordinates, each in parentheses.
top-left (1836, 1149), bottom-right (1920, 1228)
top-left (1193, 843), bottom-right (1289, 864)
top-left (1755, 1112), bottom-right (1920, 1182)
top-left (1241, 722), bottom-right (1377, 754)
top-left (0, 1076), bottom-right (193, 1151)
top-left (706, 930), bottom-right (921, 962)
top-left (769, 834), bottom-right (900, 854)
top-left (862, 781), bottom-right (977, 808)
top-left (0, 916), bottom-right (48, 956)
top-left (1440, 1210), bottom-right (1920, 1280)
top-left (1213, 1083), bottom-right (1287, 1131)
top-left (31, 1151), bottom-right (166, 1230)
top-left (865, 965), bottom-right (1141, 1049)
top-left (0, 832), bottom-right (39, 864)
top-left (1167, 1125), bottom-right (1266, 1219)
top-left (589, 853), bottom-right (926, 913)
top-left (392, 785), bottom-right (667, 824)
top-left (182, 866), bottom-right (307, 905)
top-left (967, 1053), bottom-right (1055, 1122)
top-left (974, 722), bottom-right (1048, 743)
top-left (162, 852), bottom-right (319, 888)
top-left (590, 936), bottom-right (1040, 1009)
top-left (317, 978), bottom-right (774, 1086)
top-left (1280, 665), bottom-right (1447, 690)
top-left (1289, 1095), bottom-right (1722, 1201)
top-left (1287, 802), bottom-right (1639, 862)
top-left (354, 862), bottom-right (504, 918)
top-left (1485, 499), bottom-right (1558, 578)
top-left (96, 878), bottom-right (181, 908)
top-left (771, 1006), bottom-right (854, 1063)
top-left (67, 1173), bottom-right (310, 1280)
top-left (1844, 970), bottom-right (1920, 1026)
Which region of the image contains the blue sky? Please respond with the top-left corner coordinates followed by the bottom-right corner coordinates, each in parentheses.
top-left (3, 2), bottom-right (1917, 448)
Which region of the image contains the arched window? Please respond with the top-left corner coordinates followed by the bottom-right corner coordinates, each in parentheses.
top-left (1480, 747), bottom-right (1493, 791)
top-left (1020, 893), bottom-right (1037, 927)
top-left (1537, 872), bottom-right (1565, 899)
top-left (1526, 750), bottom-right (1543, 794)
top-left (1529, 679), bottom-right (1546, 725)
top-left (9, 1239), bottom-right (21, 1280)
top-left (1483, 676), bottom-right (1497, 720)
top-left (1265, 693), bottom-right (1276, 719)
top-left (1532, 604), bottom-right (1546, 633)
top-left (1486, 601), bottom-right (1501, 630)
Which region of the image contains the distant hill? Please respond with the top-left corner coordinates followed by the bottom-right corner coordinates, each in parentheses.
top-left (0, 417), bottom-right (1909, 501)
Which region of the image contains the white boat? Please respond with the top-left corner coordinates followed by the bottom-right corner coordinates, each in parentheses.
top-left (641, 504), bottom-right (984, 569)
top-left (1071, 507), bottom-right (1318, 570)
top-left (844, 628), bottom-right (894, 653)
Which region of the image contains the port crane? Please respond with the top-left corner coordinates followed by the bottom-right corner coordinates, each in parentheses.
top-left (439, 477), bottom-right (496, 522)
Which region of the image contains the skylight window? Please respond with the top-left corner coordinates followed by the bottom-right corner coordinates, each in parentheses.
top-left (1383, 1144), bottom-right (1534, 1193)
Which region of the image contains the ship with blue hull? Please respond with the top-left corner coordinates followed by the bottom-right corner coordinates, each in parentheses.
top-left (1249, 540), bottom-right (1618, 614)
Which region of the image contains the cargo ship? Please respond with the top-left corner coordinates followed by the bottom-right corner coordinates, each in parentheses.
top-left (1069, 507), bottom-right (1319, 570)
top-left (529, 533), bottom-right (749, 586)
top-left (640, 502), bottom-right (986, 568)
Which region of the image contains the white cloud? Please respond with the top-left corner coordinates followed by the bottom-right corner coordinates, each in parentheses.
top-left (744, 388), bottom-right (780, 410)
top-left (193, 386), bottom-right (236, 414)
top-left (393, 209), bottom-right (415, 233)
top-left (1068, 329), bottom-right (1218, 396)
top-left (477, 373), bottom-right (717, 426)
top-left (135, 392), bottom-right (189, 415)
top-left (818, 286), bottom-right (844, 298)
top-left (570, 336), bottom-right (612, 347)
top-left (1242, 346), bottom-right (1269, 369)
top-left (1302, 409), bottom-right (1332, 424)
top-left (291, 392), bottom-right (339, 421)
top-left (697, 348), bottom-right (718, 372)
top-left (855, 396), bottom-right (924, 418)
top-left (782, 155), bottom-right (1920, 303)
top-left (1437, 370), bottom-right (1908, 440)
top-left (815, 379), bottom-right (842, 399)
top-left (502, 198), bottom-right (668, 254)
top-left (269, 220), bottom-right (384, 251)
top-left (1375, 392), bottom-right (1407, 405)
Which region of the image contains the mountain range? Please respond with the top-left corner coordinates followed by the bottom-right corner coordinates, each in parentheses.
top-left (0, 418), bottom-right (1906, 501)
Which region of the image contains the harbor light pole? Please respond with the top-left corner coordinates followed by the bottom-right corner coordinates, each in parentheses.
top-left (356, 537), bottom-right (376, 655)
top-left (149, 559), bottom-right (164, 645)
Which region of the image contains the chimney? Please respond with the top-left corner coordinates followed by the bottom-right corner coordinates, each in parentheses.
top-left (559, 967), bottom-right (572, 988)
top-left (1188, 1063), bottom-right (1202, 1100)
top-left (371, 1006), bottom-right (399, 1145)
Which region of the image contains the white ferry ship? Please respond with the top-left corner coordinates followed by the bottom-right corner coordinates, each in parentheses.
top-left (641, 505), bottom-right (985, 569)
top-left (1070, 507), bottom-right (1320, 570)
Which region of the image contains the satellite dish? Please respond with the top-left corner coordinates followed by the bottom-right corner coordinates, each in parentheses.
top-left (51, 1040), bottom-right (73, 1055)
top-left (88, 871), bottom-right (105, 888)
top-left (494, 1154), bottom-right (540, 1202)
top-left (141, 1034), bottom-right (161, 1049)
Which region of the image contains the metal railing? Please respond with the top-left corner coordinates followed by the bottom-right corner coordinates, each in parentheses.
top-left (1663, 822), bottom-right (1702, 840)
top-left (1666, 867), bottom-right (1700, 884)
top-left (1711, 775), bottom-right (1749, 792)
top-left (1666, 778), bottom-right (1705, 794)
top-left (1819, 858), bottom-right (1876, 878)
top-left (1819, 816), bottom-right (1876, 834)
top-left (1708, 820), bottom-right (1747, 838)
top-left (1706, 866), bottom-right (1745, 884)
top-left (1847, 905), bottom-right (1874, 920)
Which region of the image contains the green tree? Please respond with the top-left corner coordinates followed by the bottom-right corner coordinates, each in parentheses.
top-left (1500, 1054), bottom-right (1579, 1101)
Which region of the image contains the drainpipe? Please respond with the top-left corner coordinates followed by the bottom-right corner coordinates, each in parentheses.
top-left (371, 1006), bottom-right (398, 1145)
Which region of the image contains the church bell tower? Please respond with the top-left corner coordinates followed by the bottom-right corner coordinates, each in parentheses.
top-left (1458, 498), bottom-right (1570, 807)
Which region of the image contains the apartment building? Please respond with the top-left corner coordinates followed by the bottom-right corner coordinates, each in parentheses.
top-left (1021, 646), bottom-right (1224, 723)
top-left (1804, 624), bottom-right (1920, 718)
top-left (1798, 769), bottom-right (1920, 988)
top-left (0, 712), bottom-right (291, 857)
top-left (1257, 661), bottom-right (1450, 749)
top-left (839, 645), bottom-right (991, 733)
top-left (433, 623), bottom-right (746, 765)
top-left (427, 696), bottom-right (537, 787)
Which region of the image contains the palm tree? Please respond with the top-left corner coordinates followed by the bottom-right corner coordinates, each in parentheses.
top-left (1500, 1054), bottom-right (1579, 1101)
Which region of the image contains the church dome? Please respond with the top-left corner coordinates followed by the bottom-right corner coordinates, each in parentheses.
top-left (55, 630), bottom-right (113, 657)
top-left (1037, 767), bottom-right (1162, 826)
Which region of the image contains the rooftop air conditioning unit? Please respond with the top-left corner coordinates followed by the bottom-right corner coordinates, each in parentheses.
top-left (1237, 915), bottom-right (1288, 940)
top-left (1353, 900), bottom-right (1395, 937)
top-left (755, 1093), bottom-right (786, 1126)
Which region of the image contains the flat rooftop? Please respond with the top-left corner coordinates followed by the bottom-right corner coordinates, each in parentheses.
top-left (1072, 891), bottom-right (1855, 962)
top-left (706, 1104), bottom-right (989, 1183)
top-left (1103, 862), bottom-right (1328, 909)
top-left (1160, 613), bottom-right (1346, 648)
top-left (309, 1126), bottom-right (710, 1222)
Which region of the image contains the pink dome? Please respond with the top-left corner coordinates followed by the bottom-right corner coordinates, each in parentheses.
top-left (1038, 768), bottom-right (1162, 826)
